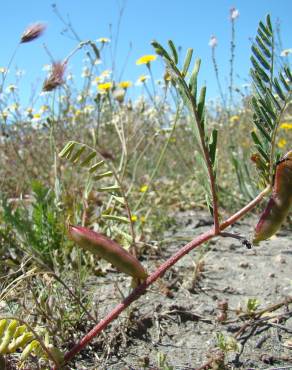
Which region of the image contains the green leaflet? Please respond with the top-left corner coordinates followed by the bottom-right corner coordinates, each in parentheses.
top-left (0, 319), bottom-right (62, 365)
top-left (250, 14), bottom-right (292, 186)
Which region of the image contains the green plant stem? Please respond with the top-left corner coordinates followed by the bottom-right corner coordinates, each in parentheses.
top-left (0, 44), bottom-right (20, 94)
top-left (188, 87), bottom-right (220, 233)
top-left (134, 105), bottom-right (181, 211)
top-left (160, 58), bottom-right (220, 233)
top-left (211, 47), bottom-right (226, 110)
top-left (229, 18), bottom-right (235, 109)
top-left (147, 64), bottom-right (157, 97)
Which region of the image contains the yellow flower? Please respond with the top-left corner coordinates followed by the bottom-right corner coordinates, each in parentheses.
top-left (98, 82), bottom-right (112, 91)
top-left (136, 55), bottom-right (157, 65)
top-left (75, 109), bottom-right (82, 117)
top-left (280, 122), bottom-right (292, 130)
top-left (97, 37), bottom-right (110, 43)
top-left (118, 81), bottom-right (132, 89)
top-left (278, 138), bottom-right (287, 148)
top-left (230, 115), bottom-right (240, 124)
top-left (131, 215), bottom-right (138, 222)
top-left (33, 113), bottom-right (41, 119)
top-left (140, 185), bottom-right (148, 193)
top-left (140, 216), bottom-right (146, 223)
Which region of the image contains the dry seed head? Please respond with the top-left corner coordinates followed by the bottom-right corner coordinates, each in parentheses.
top-left (42, 61), bottom-right (66, 92)
top-left (20, 23), bottom-right (46, 43)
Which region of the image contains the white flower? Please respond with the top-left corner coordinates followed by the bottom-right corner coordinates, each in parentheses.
top-left (136, 75), bottom-right (150, 85)
top-left (42, 64), bottom-right (52, 72)
top-left (39, 105), bottom-right (49, 113)
top-left (209, 35), bottom-right (218, 48)
top-left (280, 48), bottom-right (292, 57)
top-left (100, 70), bottom-right (112, 78)
top-left (40, 91), bottom-right (49, 96)
top-left (96, 37), bottom-right (111, 43)
top-left (15, 69), bottom-right (25, 77)
top-left (230, 7), bottom-right (239, 20)
top-left (77, 94), bottom-right (85, 102)
top-left (66, 72), bottom-right (74, 81)
top-left (6, 85), bottom-right (17, 93)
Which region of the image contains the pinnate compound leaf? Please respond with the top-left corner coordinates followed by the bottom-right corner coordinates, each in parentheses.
top-left (168, 40), bottom-right (178, 64)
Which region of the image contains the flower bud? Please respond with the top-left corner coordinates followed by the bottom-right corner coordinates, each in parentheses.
top-left (68, 225), bottom-right (148, 279)
top-left (253, 150), bottom-right (292, 244)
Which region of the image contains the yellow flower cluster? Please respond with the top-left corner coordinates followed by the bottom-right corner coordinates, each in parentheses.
top-left (140, 185), bottom-right (148, 193)
top-left (280, 122), bottom-right (292, 130)
top-left (278, 138), bottom-right (287, 148)
top-left (98, 82), bottom-right (112, 91)
top-left (229, 115), bottom-right (240, 124)
top-left (118, 81), bottom-right (132, 89)
top-left (131, 215), bottom-right (146, 223)
top-left (136, 55), bottom-right (157, 65)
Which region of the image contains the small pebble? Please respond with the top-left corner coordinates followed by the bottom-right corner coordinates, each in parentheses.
top-left (238, 261), bottom-right (250, 268)
top-left (274, 254), bottom-right (286, 264)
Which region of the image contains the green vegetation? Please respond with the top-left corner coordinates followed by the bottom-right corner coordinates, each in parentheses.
top-left (0, 9), bottom-right (291, 369)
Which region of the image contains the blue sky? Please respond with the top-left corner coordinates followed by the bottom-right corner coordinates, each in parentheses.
top-left (1, 0), bottom-right (291, 107)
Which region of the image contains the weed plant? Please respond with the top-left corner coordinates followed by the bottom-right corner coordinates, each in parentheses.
top-left (0, 6), bottom-right (291, 369)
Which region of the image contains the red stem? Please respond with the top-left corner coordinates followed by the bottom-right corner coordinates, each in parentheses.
top-left (54, 229), bottom-right (214, 369)
top-left (54, 186), bottom-right (270, 369)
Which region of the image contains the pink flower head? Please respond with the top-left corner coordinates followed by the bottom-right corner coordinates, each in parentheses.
top-left (42, 61), bottom-right (66, 92)
top-left (20, 23), bottom-right (46, 43)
